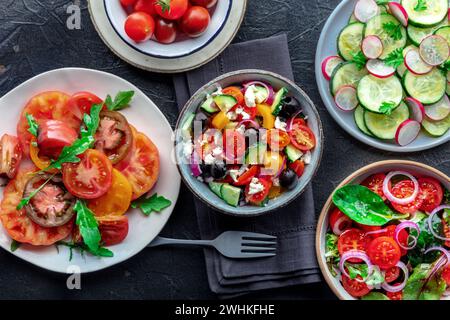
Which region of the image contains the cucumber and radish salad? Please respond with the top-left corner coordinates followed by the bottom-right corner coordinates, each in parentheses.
top-left (326, 170), bottom-right (450, 300)
top-left (321, 0), bottom-right (450, 146)
top-left (180, 82), bottom-right (316, 207)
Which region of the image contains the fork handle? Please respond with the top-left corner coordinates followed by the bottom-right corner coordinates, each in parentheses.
top-left (148, 236), bottom-right (213, 248)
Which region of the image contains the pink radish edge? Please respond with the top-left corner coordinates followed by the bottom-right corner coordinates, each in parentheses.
top-left (334, 85), bottom-right (358, 112)
top-left (366, 59), bottom-right (395, 78)
top-left (321, 56), bottom-right (342, 81)
top-left (361, 35), bottom-right (383, 59)
top-left (395, 119), bottom-right (421, 146)
top-left (404, 49), bottom-right (433, 75)
top-left (388, 2), bottom-right (408, 27)
top-left (405, 97), bottom-right (425, 123)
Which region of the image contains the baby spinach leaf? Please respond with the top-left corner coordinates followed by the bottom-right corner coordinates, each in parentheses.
top-left (403, 260), bottom-right (446, 300)
top-left (332, 185), bottom-right (408, 226)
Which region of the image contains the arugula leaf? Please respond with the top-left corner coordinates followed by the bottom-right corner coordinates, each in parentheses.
top-left (46, 136), bottom-right (93, 171)
top-left (332, 185), bottom-right (408, 226)
top-left (80, 103), bottom-right (102, 142)
top-left (10, 240), bottom-right (21, 252)
top-left (131, 193), bottom-right (172, 216)
top-left (26, 114), bottom-right (39, 137)
top-left (361, 292), bottom-right (390, 300)
top-left (384, 48), bottom-right (404, 68)
top-left (379, 101), bottom-right (396, 115)
top-left (383, 22), bottom-right (403, 41)
top-left (16, 174), bottom-right (56, 210)
top-left (56, 241), bottom-right (113, 261)
top-left (414, 0), bottom-right (427, 11)
top-left (105, 91), bottom-right (134, 111)
top-left (74, 200), bottom-right (101, 253)
top-left (351, 51), bottom-right (367, 70)
top-left (403, 260), bottom-right (446, 300)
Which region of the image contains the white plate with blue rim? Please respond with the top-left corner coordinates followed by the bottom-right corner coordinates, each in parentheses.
top-left (315, 0), bottom-right (450, 152)
top-left (88, 0), bottom-right (247, 73)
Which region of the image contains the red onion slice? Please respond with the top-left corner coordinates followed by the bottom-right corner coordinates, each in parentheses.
top-left (381, 261), bottom-right (409, 293)
top-left (190, 152), bottom-right (202, 177)
top-left (274, 156), bottom-right (287, 178)
top-left (395, 221), bottom-right (420, 250)
top-left (286, 109), bottom-right (304, 132)
top-left (365, 228), bottom-right (388, 237)
top-left (425, 246), bottom-right (450, 264)
top-left (339, 250), bottom-right (373, 282)
top-left (243, 81), bottom-right (275, 105)
top-left (427, 205), bottom-right (450, 241)
top-left (332, 216), bottom-right (351, 236)
top-left (237, 119), bottom-right (260, 129)
top-left (382, 171), bottom-right (419, 205)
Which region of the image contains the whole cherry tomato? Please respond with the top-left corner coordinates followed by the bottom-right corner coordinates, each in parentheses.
top-left (124, 12), bottom-right (155, 42)
top-left (154, 17), bottom-right (177, 44)
top-left (134, 0), bottom-right (157, 16)
top-left (154, 0), bottom-right (188, 20)
top-left (180, 6), bottom-right (211, 37)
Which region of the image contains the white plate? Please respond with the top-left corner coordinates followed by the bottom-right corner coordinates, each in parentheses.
top-left (0, 68), bottom-right (180, 273)
top-left (315, 0), bottom-right (450, 152)
top-left (88, 0), bottom-right (247, 73)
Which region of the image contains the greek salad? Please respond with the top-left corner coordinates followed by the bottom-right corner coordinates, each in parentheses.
top-left (0, 90), bottom-right (168, 258)
top-left (321, 0), bottom-right (450, 146)
top-left (326, 170), bottom-right (450, 300)
top-left (181, 81), bottom-right (316, 207)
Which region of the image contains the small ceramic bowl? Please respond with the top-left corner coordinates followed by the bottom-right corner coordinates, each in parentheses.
top-left (175, 69), bottom-right (324, 217)
top-left (315, 160), bottom-right (450, 300)
top-left (104, 0), bottom-right (232, 59)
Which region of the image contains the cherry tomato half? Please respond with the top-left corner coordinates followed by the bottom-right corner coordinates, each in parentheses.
top-left (0, 134), bottom-right (22, 179)
top-left (124, 12), bottom-right (155, 42)
top-left (245, 178), bottom-right (272, 205)
top-left (267, 129), bottom-right (290, 151)
top-left (180, 6), bottom-right (210, 37)
top-left (338, 228), bottom-right (368, 263)
top-left (342, 275), bottom-right (371, 298)
top-left (386, 290), bottom-right (403, 300)
top-left (154, 17), bottom-right (177, 44)
top-left (66, 91), bottom-right (103, 121)
top-left (329, 208), bottom-right (352, 235)
top-left (367, 236), bottom-right (401, 270)
top-left (418, 177), bottom-right (443, 213)
top-left (384, 266), bottom-right (400, 283)
top-left (154, 0), bottom-right (188, 20)
top-left (288, 124), bottom-right (316, 151)
top-left (361, 173), bottom-right (388, 201)
top-left (289, 160), bottom-right (305, 177)
top-left (390, 180), bottom-right (424, 214)
top-left (442, 265), bottom-right (450, 286)
top-left (233, 166), bottom-right (260, 187)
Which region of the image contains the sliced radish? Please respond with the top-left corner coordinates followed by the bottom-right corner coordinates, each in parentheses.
top-left (354, 0), bottom-right (379, 23)
top-left (362, 35), bottom-right (383, 59)
top-left (405, 97), bottom-right (425, 123)
top-left (419, 35), bottom-right (450, 66)
top-left (335, 86), bottom-right (358, 111)
top-left (388, 2), bottom-right (408, 27)
top-left (404, 48), bottom-right (433, 75)
top-left (395, 119), bottom-right (421, 146)
top-left (366, 59), bottom-right (396, 78)
top-left (425, 95), bottom-right (450, 121)
top-left (321, 56), bottom-right (343, 81)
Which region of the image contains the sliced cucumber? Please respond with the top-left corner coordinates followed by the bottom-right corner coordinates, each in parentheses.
top-left (200, 96), bottom-right (219, 113)
top-left (330, 62), bottom-right (369, 96)
top-left (403, 69), bottom-right (446, 104)
top-left (271, 87), bottom-right (288, 116)
top-left (396, 62), bottom-right (407, 77)
top-left (354, 105), bottom-right (373, 136)
top-left (364, 102), bottom-right (410, 139)
top-left (434, 25), bottom-right (450, 47)
top-left (401, 0), bottom-right (448, 27)
top-left (447, 71), bottom-right (450, 96)
top-left (357, 74), bottom-right (403, 113)
top-left (221, 184), bottom-right (241, 207)
top-left (181, 113), bottom-right (195, 138)
top-left (365, 14), bottom-right (407, 59)
top-left (337, 22), bottom-right (365, 61)
top-left (245, 143), bottom-right (266, 165)
top-left (422, 115), bottom-right (450, 136)
top-left (254, 85), bottom-right (269, 103)
top-left (285, 144), bottom-right (303, 162)
top-left (209, 182), bottom-right (225, 198)
top-left (407, 19), bottom-right (448, 46)
top-left (213, 94), bottom-right (237, 112)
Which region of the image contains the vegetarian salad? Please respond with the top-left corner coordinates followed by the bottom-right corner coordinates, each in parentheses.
top-left (321, 0), bottom-right (450, 146)
top-left (325, 170), bottom-right (450, 300)
top-left (0, 90), bottom-right (169, 258)
top-left (120, 0), bottom-right (217, 44)
top-left (180, 81), bottom-right (316, 207)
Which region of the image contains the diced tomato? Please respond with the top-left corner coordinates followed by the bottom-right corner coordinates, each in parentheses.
top-left (386, 290), bottom-right (403, 300)
top-left (194, 129), bottom-right (219, 161)
top-left (0, 134), bottom-right (22, 179)
top-left (233, 166), bottom-right (259, 187)
top-left (329, 208), bottom-right (352, 235)
top-left (338, 228), bottom-right (369, 263)
top-left (37, 120), bottom-right (78, 159)
top-left (418, 177), bottom-right (444, 213)
top-left (222, 86), bottom-right (244, 106)
top-left (361, 173), bottom-right (387, 201)
top-left (384, 266), bottom-right (400, 283)
top-left (367, 236), bottom-right (401, 270)
top-left (342, 275), bottom-right (371, 298)
top-left (289, 160), bottom-right (305, 177)
top-left (245, 178), bottom-right (272, 205)
top-left (390, 180), bottom-right (424, 214)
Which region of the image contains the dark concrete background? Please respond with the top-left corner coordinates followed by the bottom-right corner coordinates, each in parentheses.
top-left (0, 0), bottom-right (448, 300)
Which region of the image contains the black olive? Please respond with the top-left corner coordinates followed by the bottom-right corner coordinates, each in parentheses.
top-left (279, 169), bottom-right (298, 190)
top-left (210, 162), bottom-right (227, 179)
top-left (278, 96), bottom-right (302, 118)
top-left (200, 164), bottom-right (212, 179)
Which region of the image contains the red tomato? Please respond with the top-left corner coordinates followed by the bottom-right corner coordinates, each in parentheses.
top-left (245, 178), bottom-right (272, 205)
top-left (134, 0), bottom-right (157, 16)
top-left (442, 265), bottom-right (450, 285)
top-left (418, 177), bottom-right (444, 213)
top-left (121, 0), bottom-right (137, 6)
top-left (194, 129), bottom-right (219, 161)
top-left (154, 17), bottom-right (177, 43)
top-left (233, 166), bottom-right (259, 187)
top-left (384, 266), bottom-right (400, 283)
top-left (338, 228), bottom-right (368, 263)
top-left (222, 87), bottom-right (244, 106)
top-left (342, 275), bottom-right (371, 298)
top-left (190, 0), bottom-right (217, 8)
top-left (390, 180), bottom-right (424, 214)
top-left (361, 173), bottom-right (387, 201)
top-left (0, 134), bottom-right (22, 179)
top-left (291, 118), bottom-right (306, 128)
top-left (443, 221), bottom-right (450, 248)
top-left (97, 215), bottom-right (129, 246)
top-left (367, 236), bottom-right (401, 269)
top-left (357, 224), bottom-right (382, 233)
top-left (239, 106), bottom-right (257, 121)
top-left (288, 124), bottom-right (316, 151)
top-left (124, 12), bottom-right (155, 42)
top-left (37, 120), bottom-right (78, 159)
top-left (267, 129), bottom-right (290, 151)
top-left (154, 0), bottom-right (188, 20)
top-left (329, 208), bottom-right (352, 235)
top-left (386, 290), bottom-right (403, 300)
top-left (382, 225), bottom-right (409, 256)
top-left (66, 92), bottom-right (103, 121)
top-left (223, 130), bottom-right (246, 163)
top-left (289, 160), bottom-right (305, 177)
top-left (180, 6), bottom-right (210, 37)
top-left (62, 149), bottom-right (113, 199)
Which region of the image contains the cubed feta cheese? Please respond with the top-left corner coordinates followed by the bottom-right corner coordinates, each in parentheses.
top-left (244, 85), bottom-right (257, 107)
top-left (248, 177), bottom-right (265, 195)
top-left (275, 117), bottom-right (287, 131)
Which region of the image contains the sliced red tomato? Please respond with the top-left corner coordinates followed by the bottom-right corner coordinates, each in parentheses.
top-left (367, 236), bottom-right (401, 269)
top-left (223, 130), bottom-right (246, 163)
top-left (357, 224), bottom-right (382, 233)
top-left (390, 180), bottom-right (424, 214)
top-left (62, 149), bottom-right (113, 199)
top-left (0, 134), bottom-right (22, 179)
top-left (384, 266), bottom-right (400, 283)
top-left (37, 120), bottom-right (78, 159)
top-left (222, 86), bottom-right (244, 106)
top-left (386, 290), bottom-right (403, 300)
top-left (66, 91), bottom-right (103, 121)
top-left (442, 265), bottom-right (450, 285)
top-left (245, 178), bottom-right (272, 205)
top-left (289, 160), bottom-right (305, 177)
top-left (233, 166), bottom-right (259, 187)
top-left (361, 173), bottom-right (387, 201)
top-left (329, 208), bottom-right (352, 235)
top-left (382, 225), bottom-right (408, 256)
top-left (338, 228), bottom-right (368, 263)
top-left (291, 118), bottom-right (306, 128)
top-left (418, 177), bottom-right (444, 213)
top-left (194, 129), bottom-right (219, 161)
top-left (342, 275), bottom-right (371, 298)
top-left (97, 215), bottom-right (129, 246)
top-left (288, 124), bottom-right (315, 151)
top-left (114, 128), bottom-right (160, 200)
top-left (0, 164), bottom-right (73, 245)
top-left (267, 129), bottom-right (290, 151)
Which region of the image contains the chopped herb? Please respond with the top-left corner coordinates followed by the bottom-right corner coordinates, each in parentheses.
top-left (383, 22), bottom-right (403, 41)
top-left (10, 240), bottom-right (21, 252)
top-left (351, 51), bottom-right (367, 70)
top-left (26, 114), bottom-right (39, 137)
top-left (414, 0), bottom-right (427, 11)
top-left (379, 101), bottom-right (397, 115)
top-left (131, 193), bottom-right (172, 216)
top-left (16, 173), bottom-right (56, 210)
top-left (104, 91), bottom-right (134, 111)
top-left (384, 48), bottom-right (404, 68)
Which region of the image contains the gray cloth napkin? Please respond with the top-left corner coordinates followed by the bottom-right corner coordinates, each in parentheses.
top-left (173, 34), bottom-right (321, 298)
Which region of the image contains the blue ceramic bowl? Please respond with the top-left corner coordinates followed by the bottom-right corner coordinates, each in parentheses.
top-left (175, 70), bottom-right (324, 216)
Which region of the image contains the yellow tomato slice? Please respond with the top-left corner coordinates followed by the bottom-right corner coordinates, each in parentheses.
top-left (29, 137), bottom-right (58, 173)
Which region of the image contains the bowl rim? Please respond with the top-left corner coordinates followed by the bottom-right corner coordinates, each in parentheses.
top-left (174, 69), bottom-right (324, 217)
top-left (315, 159), bottom-right (450, 300)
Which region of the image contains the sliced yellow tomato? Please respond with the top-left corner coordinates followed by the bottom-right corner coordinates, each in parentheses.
top-left (256, 104), bottom-right (275, 129)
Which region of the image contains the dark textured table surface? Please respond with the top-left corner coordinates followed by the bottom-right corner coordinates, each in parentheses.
top-left (0, 0), bottom-right (448, 300)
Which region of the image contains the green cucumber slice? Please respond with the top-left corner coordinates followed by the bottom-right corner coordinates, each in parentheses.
top-left (349, 5), bottom-right (387, 24)
top-left (181, 113), bottom-right (195, 138)
top-left (271, 87), bottom-right (288, 116)
top-left (447, 71), bottom-right (450, 96)
top-left (357, 74), bottom-right (403, 113)
top-left (337, 22), bottom-right (365, 61)
top-left (354, 105), bottom-right (374, 136)
top-left (407, 19), bottom-right (448, 46)
top-left (365, 14), bottom-right (407, 59)
top-left (330, 62), bottom-right (369, 96)
top-left (364, 102), bottom-right (410, 139)
top-left (403, 69), bottom-right (446, 104)
top-left (401, 0), bottom-right (448, 27)
top-left (245, 143), bottom-right (266, 165)
top-left (221, 184), bottom-right (242, 207)
top-left (209, 182), bottom-right (225, 198)
top-left (213, 94), bottom-right (237, 112)
top-left (422, 115), bottom-right (450, 136)
top-left (285, 144), bottom-right (303, 162)
top-left (434, 25), bottom-right (450, 48)
top-left (200, 96), bottom-right (219, 113)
